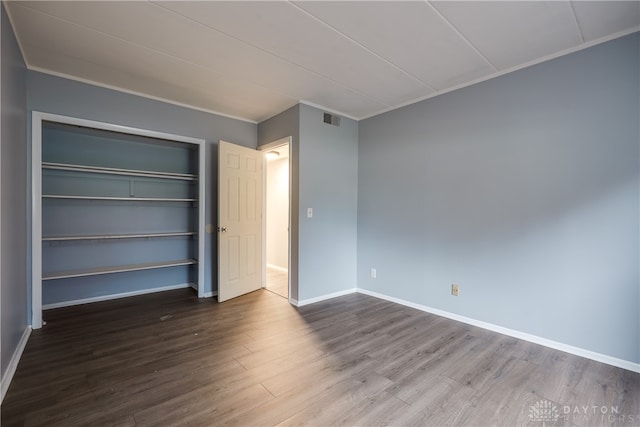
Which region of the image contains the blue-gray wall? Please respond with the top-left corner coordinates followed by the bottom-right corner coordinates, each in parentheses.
top-left (258, 104), bottom-right (359, 302)
top-left (258, 105), bottom-right (300, 301)
top-left (27, 71), bottom-right (257, 301)
top-left (1, 1), bottom-right (28, 384)
top-left (298, 104), bottom-right (358, 301)
top-left (358, 34), bottom-right (640, 364)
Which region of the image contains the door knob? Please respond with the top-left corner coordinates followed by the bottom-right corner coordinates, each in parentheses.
top-left (217, 226), bottom-right (227, 232)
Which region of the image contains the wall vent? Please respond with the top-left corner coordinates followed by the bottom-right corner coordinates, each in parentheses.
top-left (323, 112), bottom-right (341, 127)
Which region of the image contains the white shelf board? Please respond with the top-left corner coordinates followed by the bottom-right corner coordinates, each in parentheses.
top-left (42, 162), bottom-right (197, 181)
top-left (42, 259), bottom-right (198, 280)
top-left (43, 195), bottom-right (196, 202)
top-left (42, 232), bottom-right (197, 242)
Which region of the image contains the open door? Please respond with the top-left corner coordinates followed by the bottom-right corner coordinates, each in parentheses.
top-left (218, 140), bottom-right (263, 302)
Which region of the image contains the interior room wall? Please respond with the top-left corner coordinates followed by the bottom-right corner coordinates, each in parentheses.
top-left (1, 1), bottom-right (28, 398)
top-left (297, 104), bottom-right (358, 302)
top-left (26, 71), bottom-right (257, 301)
top-left (357, 33), bottom-right (639, 365)
top-left (258, 105), bottom-right (300, 301)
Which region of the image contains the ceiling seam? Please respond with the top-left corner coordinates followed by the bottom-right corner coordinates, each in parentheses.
top-left (427, 1), bottom-right (498, 72)
top-left (287, 1), bottom-right (437, 92)
top-left (568, 1), bottom-right (586, 44)
top-left (150, 1), bottom-right (393, 111)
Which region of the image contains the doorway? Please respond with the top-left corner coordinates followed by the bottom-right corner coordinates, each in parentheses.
top-left (263, 140), bottom-right (290, 299)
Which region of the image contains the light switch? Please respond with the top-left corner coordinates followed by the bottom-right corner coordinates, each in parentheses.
top-left (307, 208), bottom-right (313, 218)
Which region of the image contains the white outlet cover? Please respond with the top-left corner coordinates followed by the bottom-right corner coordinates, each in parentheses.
top-left (307, 208), bottom-right (313, 218)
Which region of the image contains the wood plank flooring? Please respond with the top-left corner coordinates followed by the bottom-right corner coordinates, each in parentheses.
top-left (266, 267), bottom-right (288, 299)
top-left (1, 289), bottom-right (638, 426)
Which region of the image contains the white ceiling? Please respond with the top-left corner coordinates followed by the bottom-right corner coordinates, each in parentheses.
top-left (6, 1), bottom-right (639, 123)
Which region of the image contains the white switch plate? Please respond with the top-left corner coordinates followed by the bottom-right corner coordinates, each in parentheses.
top-left (371, 268), bottom-right (377, 278)
top-left (307, 208), bottom-right (313, 218)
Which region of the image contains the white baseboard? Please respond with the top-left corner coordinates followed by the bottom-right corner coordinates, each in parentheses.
top-left (294, 288), bottom-right (357, 307)
top-left (266, 263), bottom-right (288, 273)
top-left (357, 288), bottom-right (640, 373)
top-left (190, 283), bottom-right (216, 299)
top-left (42, 283), bottom-right (193, 310)
top-left (1, 326), bottom-right (31, 404)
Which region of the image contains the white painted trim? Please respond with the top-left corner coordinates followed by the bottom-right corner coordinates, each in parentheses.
top-left (192, 283), bottom-right (215, 298)
top-left (295, 288), bottom-right (357, 307)
top-left (266, 264), bottom-right (288, 273)
top-left (196, 137), bottom-right (206, 298)
top-left (26, 67), bottom-right (257, 124)
top-left (259, 137), bottom-right (293, 304)
top-left (0, 327), bottom-right (31, 404)
top-left (359, 27), bottom-right (640, 121)
top-left (42, 283), bottom-right (193, 310)
top-left (357, 288), bottom-right (640, 373)
top-left (258, 136), bottom-right (292, 153)
top-left (298, 100), bottom-right (359, 122)
top-left (32, 111), bottom-right (204, 145)
top-left (31, 112), bottom-right (43, 329)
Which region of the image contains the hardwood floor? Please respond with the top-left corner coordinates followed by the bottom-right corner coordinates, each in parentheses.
top-left (266, 267), bottom-right (288, 299)
top-left (2, 289), bottom-right (638, 426)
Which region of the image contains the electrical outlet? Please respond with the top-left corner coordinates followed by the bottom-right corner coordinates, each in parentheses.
top-left (451, 284), bottom-right (459, 296)
top-left (371, 268), bottom-right (377, 279)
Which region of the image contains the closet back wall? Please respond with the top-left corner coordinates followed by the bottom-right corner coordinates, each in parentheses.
top-left (27, 71), bottom-right (257, 309)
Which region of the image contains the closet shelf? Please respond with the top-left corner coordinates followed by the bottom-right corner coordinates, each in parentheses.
top-left (43, 232), bottom-right (197, 242)
top-left (42, 259), bottom-right (198, 280)
top-left (43, 195), bottom-right (197, 202)
top-left (42, 162), bottom-right (197, 181)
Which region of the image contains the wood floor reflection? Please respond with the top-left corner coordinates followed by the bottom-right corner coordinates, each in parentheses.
top-left (266, 266), bottom-right (288, 299)
top-left (2, 288), bottom-right (637, 426)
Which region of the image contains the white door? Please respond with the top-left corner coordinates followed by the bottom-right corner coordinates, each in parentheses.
top-left (218, 140), bottom-right (263, 302)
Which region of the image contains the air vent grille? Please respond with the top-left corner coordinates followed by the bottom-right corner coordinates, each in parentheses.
top-left (323, 112), bottom-right (341, 127)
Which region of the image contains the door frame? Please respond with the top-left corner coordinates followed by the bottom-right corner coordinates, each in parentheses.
top-left (31, 112), bottom-right (206, 329)
top-left (259, 136), bottom-right (292, 302)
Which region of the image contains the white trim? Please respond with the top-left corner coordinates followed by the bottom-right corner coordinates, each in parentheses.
top-left (359, 27), bottom-right (640, 121)
top-left (42, 283), bottom-right (193, 310)
top-left (266, 264), bottom-right (288, 273)
top-left (0, 12), bottom-right (2, 397)
top-left (298, 100), bottom-right (359, 122)
top-left (357, 288), bottom-right (640, 373)
top-left (295, 288), bottom-right (357, 307)
top-left (0, 327), bottom-right (32, 404)
top-left (27, 67), bottom-right (257, 125)
top-left (257, 136), bottom-right (292, 153)
top-left (259, 137), bottom-right (293, 305)
top-left (32, 112), bottom-right (204, 145)
top-left (31, 112), bottom-right (43, 328)
top-left (193, 284), bottom-right (216, 299)
top-left (196, 133), bottom-right (206, 298)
